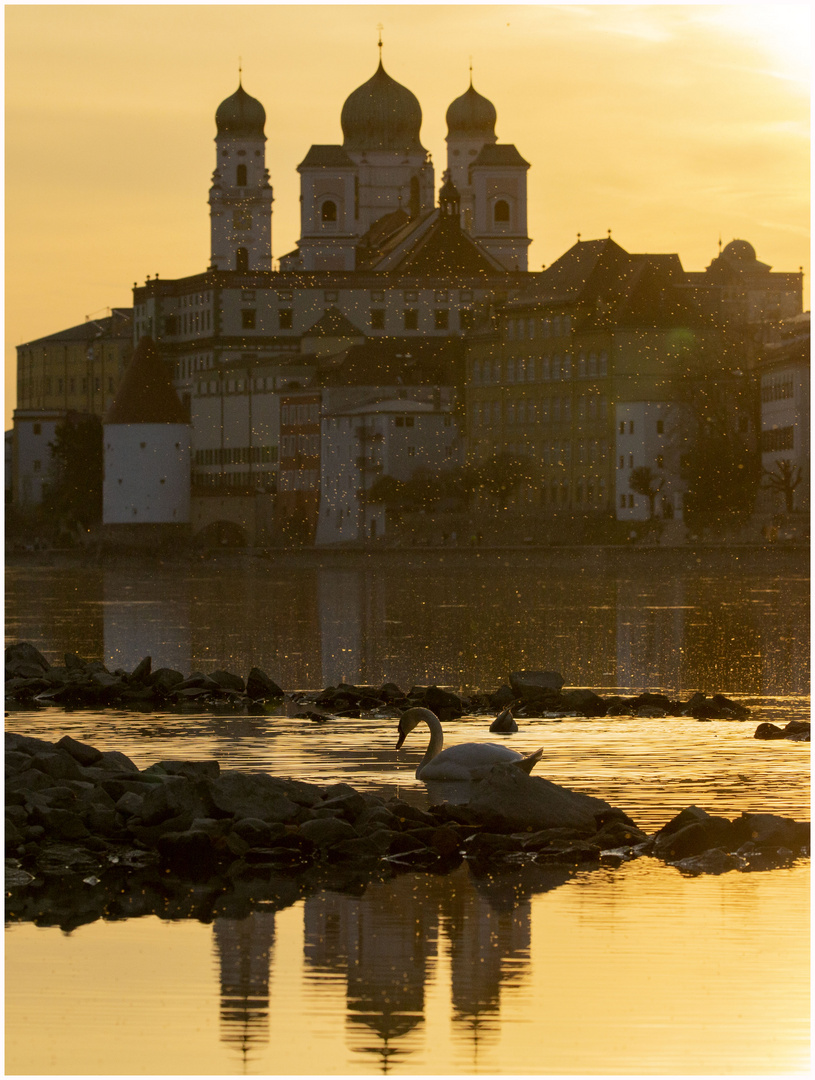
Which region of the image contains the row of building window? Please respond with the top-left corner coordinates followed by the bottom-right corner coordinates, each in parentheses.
top-left (761, 375), bottom-right (795, 402)
top-left (761, 426), bottom-right (795, 452)
top-left (192, 471), bottom-right (271, 490)
top-left (473, 352), bottom-right (608, 385)
top-left (281, 403), bottom-right (320, 426)
top-left (280, 433), bottom-right (320, 458)
top-left (505, 315), bottom-right (572, 341)
top-left (19, 375), bottom-right (114, 396)
top-left (474, 396), bottom-right (611, 425)
top-left (194, 446), bottom-right (276, 466)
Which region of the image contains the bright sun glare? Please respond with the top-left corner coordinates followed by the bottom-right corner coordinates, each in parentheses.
top-left (699, 4), bottom-right (811, 85)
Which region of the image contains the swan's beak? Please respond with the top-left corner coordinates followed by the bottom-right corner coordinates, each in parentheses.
top-left (395, 729), bottom-right (406, 750)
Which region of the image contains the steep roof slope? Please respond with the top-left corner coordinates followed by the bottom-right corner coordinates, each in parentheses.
top-left (104, 336), bottom-right (188, 424)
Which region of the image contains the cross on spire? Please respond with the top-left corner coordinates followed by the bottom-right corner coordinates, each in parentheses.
top-left (377, 23), bottom-right (383, 60)
top-left (238, 57), bottom-right (242, 86)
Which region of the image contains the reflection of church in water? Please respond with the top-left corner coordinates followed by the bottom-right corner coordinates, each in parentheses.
top-left (209, 867), bottom-right (538, 1072)
top-left (302, 866), bottom-right (532, 1072)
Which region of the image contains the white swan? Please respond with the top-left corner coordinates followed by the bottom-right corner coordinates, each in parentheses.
top-left (395, 707), bottom-right (543, 781)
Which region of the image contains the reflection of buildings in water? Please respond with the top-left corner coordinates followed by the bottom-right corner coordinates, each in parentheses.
top-left (302, 866), bottom-right (535, 1072)
top-left (102, 567), bottom-right (191, 673)
top-left (213, 912), bottom-right (276, 1071)
top-left (318, 568), bottom-right (387, 688)
top-left (303, 875), bottom-right (440, 1071)
top-left (615, 577), bottom-right (687, 691)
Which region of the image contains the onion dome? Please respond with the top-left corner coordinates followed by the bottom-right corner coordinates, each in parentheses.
top-left (446, 82), bottom-right (497, 139)
top-left (341, 61), bottom-right (424, 153)
top-left (722, 239), bottom-right (757, 262)
top-left (215, 83), bottom-right (266, 138)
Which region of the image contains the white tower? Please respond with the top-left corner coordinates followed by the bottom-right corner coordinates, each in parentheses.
top-left (103, 337), bottom-right (190, 526)
top-left (209, 80), bottom-right (274, 272)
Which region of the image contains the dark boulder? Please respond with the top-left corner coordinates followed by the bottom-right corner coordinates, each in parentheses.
top-left (467, 763), bottom-right (611, 832)
top-left (754, 722), bottom-right (786, 739)
top-left (509, 670), bottom-right (565, 698)
top-left (672, 848), bottom-right (741, 875)
top-left (246, 667), bottom-right (285, 699)
top-left (421, 685), bottom-right (465, 719)
top-left (56, 735), bottom-right (104, 767)
top-left (6, 642), bottom-right (51, 677)
top-left (559, 688), bottom-right (607, 716)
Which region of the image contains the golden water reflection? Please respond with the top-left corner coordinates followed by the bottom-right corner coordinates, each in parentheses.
top-left (5, 548), bottom-right (809, 696)
top-left (7, 859), bottom-right (807, 1075)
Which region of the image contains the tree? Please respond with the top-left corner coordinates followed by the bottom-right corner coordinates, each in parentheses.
top-left (41, 413), bottom-right (104, 532)
top-left (628, 466), bottom-right (663, 519)
top-left (469, 452), bottom-right (535, 506)
top-left (763, 458), bottom-right (801, 514)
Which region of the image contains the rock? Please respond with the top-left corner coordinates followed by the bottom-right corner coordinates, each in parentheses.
top-left (317, 787), bottom-right (367, 821)
top-left (149, 668), bottom-right (185, 694)
top-left (30, 751), bottom-right (85, 783)
top-left (210, 669), bottom-right (246, 693)
top-left (207, 772), bottom-right (313, 823)
top-left (30, 806), bottom-right (90, 841)
top-left (630, 691), bottom-right (673, 712)
top-left (298, 817), bottom-right (357, 848)
top-left (146, 760), bottom-right (220, 781)
top-left (97, 750), bottom-right (140, 773)
top-left (467, 763), bottom-right (611, 832)
top-left (462, 832), bottom-right (526, 860)
top-left (559, 689), bottom-right (607, 716)
top-left (672, 848), bottom-right (741, 875)
top-left (246, 667), bottom-right (285, 699)
top-left (652, 805), bottom-right (735, 858)
top-left (115, 791), bottom-right (145, 818)
top-left (730, 812), bottom-right (809, 851)
top-left (754, 722), bottom-right (786, 739)
top-left (5, 642), bottom-right (51, 676)
top-left (534, 843), bottom-right (602, 865)
top-left (231, 818), bottom-right (286, 847)
top-left (488, 684), bottom-right (516, 708)
top-left (421, 686), bottom-right (464, 719)
top-left (783, 720), bottom-right (811, 741)
top-left (509, 670), bottom-right (565, 698)
top-left (130, 656), bottom-right (152, 682)
top-left (56, 735), bottom-right (103, 767)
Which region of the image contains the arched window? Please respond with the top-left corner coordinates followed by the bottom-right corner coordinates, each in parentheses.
top-left (494, 199), bottom-right (510, 223)
top-left (236, 164), bottom-right (247, 186)
top-left (321, 200), bottom-right (337, 222)
top-left (236, 247), bottom-right (248, 272)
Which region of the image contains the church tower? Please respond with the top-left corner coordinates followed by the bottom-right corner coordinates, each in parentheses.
top-left (445, 75), bottom-right (530, 271)
top-left (209, 79), bottom-right (274, 272)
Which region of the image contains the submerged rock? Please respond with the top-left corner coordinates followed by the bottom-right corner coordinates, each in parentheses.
top-left (466, 763), bottom-right (612, 832)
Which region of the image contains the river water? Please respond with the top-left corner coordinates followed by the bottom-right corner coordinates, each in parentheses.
top-left (4, 546), bottom-right (811, 1075)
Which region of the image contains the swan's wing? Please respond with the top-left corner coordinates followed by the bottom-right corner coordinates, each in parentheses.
top-left (513, 747), bottom-right (544, 774)
top-left (418, 741), bottom-right (524, 780)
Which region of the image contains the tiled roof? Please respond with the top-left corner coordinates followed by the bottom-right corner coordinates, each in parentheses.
top-left (298, 144), bottom-right (356, 169)
top-left (470, 144), bottom-right (530, 168)
top-left (104, 336), bottom-right (188, 425)
top-left (21, 309), bottom-right (133, 347)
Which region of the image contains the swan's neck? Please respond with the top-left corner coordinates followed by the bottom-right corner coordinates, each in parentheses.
top-left (417, 712), bottom-right (444, 777)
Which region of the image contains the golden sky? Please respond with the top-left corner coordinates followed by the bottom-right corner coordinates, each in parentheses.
top-left (4, 3), bottom-right (811, 428)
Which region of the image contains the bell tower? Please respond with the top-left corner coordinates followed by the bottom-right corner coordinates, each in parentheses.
top-left (209, 77), bottom-right (274, 272)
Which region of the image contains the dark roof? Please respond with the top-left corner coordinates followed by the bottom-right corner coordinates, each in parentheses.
top-left (341, 60), bottom-right (425, 153)
top-left (316, 337), bottom-right (465, 388)
top-left (386, 214), bottom-right (506, 275)
top-left (355, 209), bottom-right (432, 270)
top-left (302, 307), bottom-right (364, 338)
top-left (470, 144), bottom-right (529, 168)
top-left (538, 238), bottom-right (629, 298)
top-left (298, 144), bottom-right (356, 170)
top-left (21, 309), bottom-right (133, 348)
top-left (104, 337), bottom-right (188, 425)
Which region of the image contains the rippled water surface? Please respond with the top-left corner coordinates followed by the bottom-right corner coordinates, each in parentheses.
top-left (4, 549), bottom-right (811, 1075)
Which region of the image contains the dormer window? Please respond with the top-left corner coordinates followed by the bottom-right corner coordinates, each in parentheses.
top-left (321, 200), bottom-right (337, 222)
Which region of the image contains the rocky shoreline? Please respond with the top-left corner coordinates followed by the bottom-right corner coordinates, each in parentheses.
top-left (5, 728), bottom-right (810, 932)
top-left (6, 643), bottom-right (810, 741)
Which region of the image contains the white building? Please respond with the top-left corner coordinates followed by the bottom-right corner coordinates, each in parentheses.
top-left (758, 313), bottom-right (810, 514)
top-left (614, 401), bottom-right (683, 522)
top-left (11, 409), bottom-right (66, 508)
top-left (103, 337), bottom-right (191, 527)
top-left (316, 392), bottom-right (460, 544)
